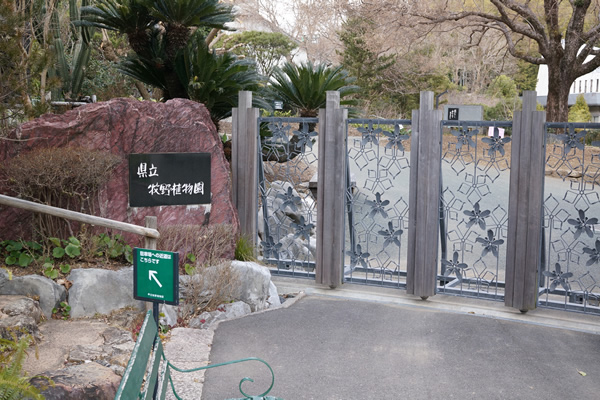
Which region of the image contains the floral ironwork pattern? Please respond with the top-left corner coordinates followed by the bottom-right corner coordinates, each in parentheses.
top-left (292, 124), bottom-right (317, 151)
top-left (258, 117), bottom-right (319, 274)
top-left (383, 125), bottom-right (409, 152)
top-left (366, 192), bottom-right (390, 219)
top-left (378, 221), bottom-right (403, 249)
top-left (450, 125), bottom-right (477, 150)
top-left (567, 209), bottom-right (597, 239)
top-left (267, 121), bottom-right (291, 144)
top-left (261, 235), bottom-right (283, 260)
top-left (439, 122), bottom-right (511, 298)
top-left (476, 230), bottom-right (504, 258)
top-left (291, 216), bottom-right (314, 241)
top-left (464, 202), bottom-right (491, 230)
top-left (346, 244), bottom-right (371, 269)
top-left (582, 240), bottom-right (600, 267)
top-left (481, 127), bottom-right (511, 158)
top-left (442, 251), bottom-right (468, 282)
top-left (345, 119), bottom-right (411, 285)
top-left (542, 124), bottom-right (600, 313)
top-left (556, 126), bottom-right (585, 155)
top-left (275, 186), bottom-right (303, 212)
top-left (543, 263), bottom-right (573, 292)
top-left (358, 124), bottom-right (381, 146)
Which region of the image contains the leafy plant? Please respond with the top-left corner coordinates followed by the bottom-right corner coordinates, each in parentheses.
top-left (175, 34), bottom-right (268, 125)
top-left (49, 237), bottom-right (82, 259)
top-left (93, 233), bottom-right (133, 263)
top-left (0, 240), bottom-right (42, 267)
top-left (43, 263), bottom-right (59, 280)
top-left (267, 61), bottom-right (360, 119)
top-left (184, 253), bottom-right (196, 275)
top-left (0, 334), bottom-right (46, 400)
top-left (52, 301), bottom-right (71, 320)
top-left (59, 264), bottom-right (72, 274)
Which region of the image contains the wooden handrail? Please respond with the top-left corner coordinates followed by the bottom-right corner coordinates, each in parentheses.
top-left (0, 194), bottom-right (159, 239)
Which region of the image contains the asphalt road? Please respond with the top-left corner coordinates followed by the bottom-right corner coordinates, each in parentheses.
top-left (202, 294), bottom-right (600, 400)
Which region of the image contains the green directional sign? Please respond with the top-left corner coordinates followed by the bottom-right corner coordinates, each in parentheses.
top-left (133, 248), bottom-right (179, 305)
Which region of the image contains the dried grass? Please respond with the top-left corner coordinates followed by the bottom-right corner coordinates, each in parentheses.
top-left (157, 224), bottom-right (235, 267)
top-left (158, 224), bottom-right (240, 318)
top-left (180, 260), bottom-right (240, 318)
top-left (0, 147), bottom-right (120, 239)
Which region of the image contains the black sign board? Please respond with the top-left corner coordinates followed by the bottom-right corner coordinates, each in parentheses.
top-left (129, 153), bottom-right (211, 207)
top-left (448, 107), bottom-right (459, 120)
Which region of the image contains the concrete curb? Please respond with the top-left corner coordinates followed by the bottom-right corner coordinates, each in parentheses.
top-left (271, 276), bottom-right (600, 335)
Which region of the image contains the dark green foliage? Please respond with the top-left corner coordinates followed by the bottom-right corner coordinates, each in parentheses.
top-left (487, 75), bottom-right (518, 99)
top-left (177, 35), bottom-right (268, 124)
top-left (80, 0), bottom-right (235, 101)
top-left (0, 1), bottom-right (32, 131)
top-left (337, 17), bottom-right (395, 103)
top-left (512, 59), bottom-right (538, 94)
top-left (234, 235), bottom-right (256, 262)
top-left (484, 75), bottom-right (521, 120)
top-left (0, 240), bottom-right (42, 268)
top-left (80, 31), bottom-right (143, 100)
top-left (267, 61), bottom-right (359, 118)
top-left (92, 233), bottom-right (133, 263)
top-left (216, 31), bottom-right (297, 77)
top-left (79, 0), bottom-right (265, 124)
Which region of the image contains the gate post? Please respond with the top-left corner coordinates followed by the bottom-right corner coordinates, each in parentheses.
top-left (232, 91), bottom-right (259, 245)
top-left (315, 91), bottom-right (347, 288)
top-left (406, 91), bottom-right (443, 298)
top-left (505, 91), bottom-right (546, 311)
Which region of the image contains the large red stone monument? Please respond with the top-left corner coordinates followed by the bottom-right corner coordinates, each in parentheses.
top-left (0, 98), bottom-right (238, 257)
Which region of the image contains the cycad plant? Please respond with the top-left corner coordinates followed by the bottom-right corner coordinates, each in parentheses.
top-left (262, 61), bottom-right (359, 161)
top-left (178, 35), bottom-right (267, 124)
top-left (268, 61), bottom-right (359, 118)
top-left (79, 0), bottom-right (265, 125)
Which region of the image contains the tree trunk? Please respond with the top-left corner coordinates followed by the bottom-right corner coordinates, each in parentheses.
top-left (163, 67), bottom-right (188, 100)
top-left (545, 60), bottom-right (573, 123)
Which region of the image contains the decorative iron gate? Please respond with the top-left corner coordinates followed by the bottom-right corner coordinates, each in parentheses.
top-left (344, 119), bottom-right (412, 287)
top-left (540, 123), bottom-right (600, 314)
top-left (437, 121), bottom-right (513, 301)
top-left (257, 116), bottom-right (319, 278)
top-left (249, 91), bottom-right (600, 315)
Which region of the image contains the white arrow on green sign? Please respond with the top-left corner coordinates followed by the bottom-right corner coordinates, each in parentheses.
top-left (149, 270), bottom-right (162, 287)
top-left (133, 248), bottom-right (179, 305)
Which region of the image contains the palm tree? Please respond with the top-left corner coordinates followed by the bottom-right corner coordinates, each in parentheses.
top-left (268, 61), bottom-right (359, 118)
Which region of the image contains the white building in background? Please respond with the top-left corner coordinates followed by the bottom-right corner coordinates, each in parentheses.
top-left (536, 60), bottom-right (600, 122)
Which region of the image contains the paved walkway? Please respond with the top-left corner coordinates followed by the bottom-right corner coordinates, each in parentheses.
top-left (201, 277), bottom-right (600, 400)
